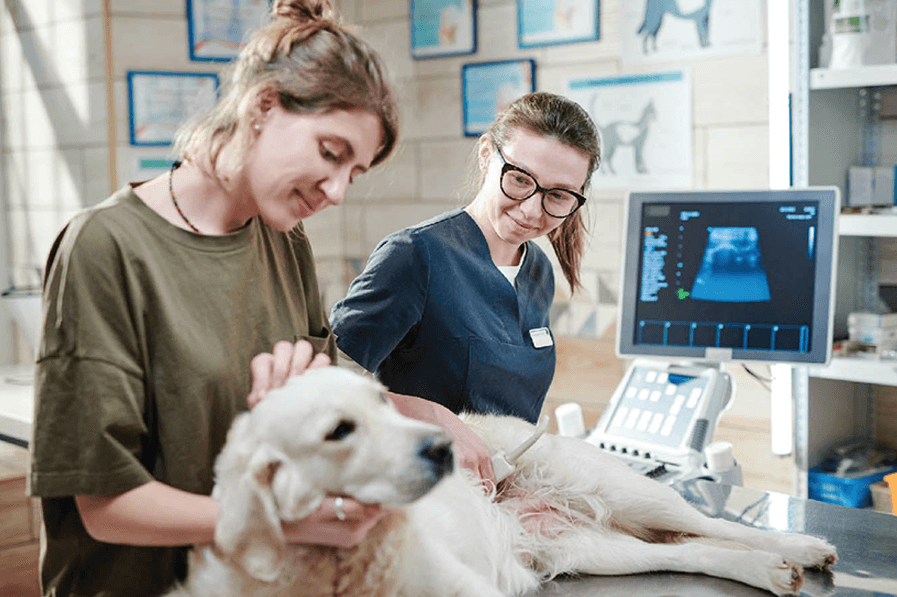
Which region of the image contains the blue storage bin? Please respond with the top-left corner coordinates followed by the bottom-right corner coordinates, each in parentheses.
top-left (808, 465), bottom-right (897, 509)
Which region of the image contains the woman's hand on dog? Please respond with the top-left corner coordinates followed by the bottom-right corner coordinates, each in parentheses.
top-left (386, 391), bottom-right (496, 483)
top-left (281, 496), bottom-right (388, 549)
top-left (432, 407), bottom-right (496, 483)
top-left (248, 339), bottom-right (332, 409)
top-left (248, 341), bottom-right (388, 549)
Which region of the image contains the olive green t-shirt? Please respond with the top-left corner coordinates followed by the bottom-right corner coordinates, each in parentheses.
top-left (29, 185), bottom-right (336, 596)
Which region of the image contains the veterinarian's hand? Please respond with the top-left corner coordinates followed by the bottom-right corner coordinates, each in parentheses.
top-left (385, 391), bottom-right (496, 483)
top-left (247, 339), bottom-right (332, 408)
top-left (435, 410), bottom-right (496, 484)
top-left (281, 496), bottom-right (387, 549)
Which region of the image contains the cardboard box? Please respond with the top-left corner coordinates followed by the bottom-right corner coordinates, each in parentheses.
top-left (870, 480), bottom-right (894, 514)
top-left (848, 311), bottom-right (897, 328)
top-left (848, 325), bottom-right (897, 346)
top-left (868, 0), bottom-right (897, 65)
top-left (874, 166), bottom-right (897, 205)
top-left (848, 166), bottom-right (875, 206)
top-left (847, 165), bottom-right (897, 206)
top-left (887, 472), bottom-right (897, 513)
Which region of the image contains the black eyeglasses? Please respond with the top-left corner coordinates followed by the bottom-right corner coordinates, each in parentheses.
top-left (495, 147), bottom-right (587, 219)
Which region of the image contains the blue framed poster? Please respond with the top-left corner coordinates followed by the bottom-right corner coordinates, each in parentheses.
top-left (518, 0), bottom-right (599, 48)
top-left (462, 59), bottom-right (536, 137)
top-left (127, 71), bottom-right (219, 146)
top-left (411, 0), bottom-right (477, 59)
top-left (187, 0), bottom-right (271, 62)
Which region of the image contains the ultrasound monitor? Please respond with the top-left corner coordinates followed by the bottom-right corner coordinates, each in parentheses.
top-left (617, 188), bottom-right (840, 366)
top-left (586, 189), bottom-right (839, 482)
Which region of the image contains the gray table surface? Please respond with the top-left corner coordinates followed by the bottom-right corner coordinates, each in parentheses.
top-left (526, 478), bottom-right (897, 597)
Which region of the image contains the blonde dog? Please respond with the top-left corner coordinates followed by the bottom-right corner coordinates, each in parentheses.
top-left (165, 367), bottom-right (836, 597)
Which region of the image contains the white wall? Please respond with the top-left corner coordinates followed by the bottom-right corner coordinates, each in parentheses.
top-left (0, 0), bottom-right (109, 363)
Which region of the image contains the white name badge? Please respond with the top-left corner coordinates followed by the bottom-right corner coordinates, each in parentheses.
top-left (529, 327), bottom-right (553, 348)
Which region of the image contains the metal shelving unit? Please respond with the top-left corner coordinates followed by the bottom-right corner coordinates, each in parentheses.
top-left (791, 0), bottom-right (897, 499)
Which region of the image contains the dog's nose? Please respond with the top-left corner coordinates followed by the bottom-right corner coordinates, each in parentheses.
top-left (418, 437), bottom-right (454, 478)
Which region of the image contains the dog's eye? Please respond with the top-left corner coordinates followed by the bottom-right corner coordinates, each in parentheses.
top-left (325, 419), bottom-right (356, 442)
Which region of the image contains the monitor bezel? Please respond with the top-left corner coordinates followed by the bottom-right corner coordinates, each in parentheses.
top-left (616, 188), bottom-right (840, 366)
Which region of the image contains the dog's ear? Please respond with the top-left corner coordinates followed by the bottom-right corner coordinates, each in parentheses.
top-left (214, 440), bottom-right (288, 581)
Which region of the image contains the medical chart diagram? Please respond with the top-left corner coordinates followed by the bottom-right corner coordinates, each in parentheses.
top-left (462, 60), bottom-right (535, 136)
top-left (188, 0), bottom-right (270, 61)
top-left (411, 0), bottom-right (476, 58)
top-left (128, 72), bottom-right (219, 146)
top-left (621, 0), bottom-right (763, 64)
top-left (567, 71), bottom-right (692, 189)
top-left (518, 0), bottom-right (599, 48)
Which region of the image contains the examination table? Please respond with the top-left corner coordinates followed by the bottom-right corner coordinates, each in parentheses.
top-left (526, 478), bottom-right (897, 597)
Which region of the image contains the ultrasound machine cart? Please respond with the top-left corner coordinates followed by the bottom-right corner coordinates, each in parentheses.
top-left (587, 188), bottom-right (840, 483)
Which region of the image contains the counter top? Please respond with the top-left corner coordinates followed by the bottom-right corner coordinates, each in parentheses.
top-left (527, 479), bottom-right (897, 596)
top-left (0, 365), bottom-right (34, 447)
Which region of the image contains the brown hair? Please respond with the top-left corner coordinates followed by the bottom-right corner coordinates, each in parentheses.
top-left (174, 0), bottom-right (398, 178)
top-left (484, 92), bottom-right (601, 291)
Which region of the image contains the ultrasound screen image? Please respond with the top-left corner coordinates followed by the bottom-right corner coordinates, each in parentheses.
top-left (691, 227), bottom-right (771, 302)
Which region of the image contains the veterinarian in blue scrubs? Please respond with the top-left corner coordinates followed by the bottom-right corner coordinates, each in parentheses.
top-left (28, 3), bottom-right (402, 596)
top-left (330, 92), bottom-right (601, 424)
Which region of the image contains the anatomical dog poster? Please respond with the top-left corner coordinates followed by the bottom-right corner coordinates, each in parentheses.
top-left (621, 0), bottom-right (763, 65)
top-left (567, 70), bottom-right (692, 189)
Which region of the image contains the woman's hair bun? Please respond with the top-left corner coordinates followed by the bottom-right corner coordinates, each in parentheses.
top-left (271, 0), bottom-right (333, 22)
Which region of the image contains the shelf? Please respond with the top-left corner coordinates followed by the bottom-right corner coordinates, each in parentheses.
top-left (811, 65), bottom-right (897, 90)
top-left (808, 356), bottom-right (897, 386)
top-left (839, 214), bottom-right (897, 237)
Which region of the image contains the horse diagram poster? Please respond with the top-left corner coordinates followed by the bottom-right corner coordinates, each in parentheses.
top-left (621, 0), bottom-right (762, 64)
top-left (187, 0), bottom-right (270, 61)
top-left (567, 71), bottom-right (692, 189)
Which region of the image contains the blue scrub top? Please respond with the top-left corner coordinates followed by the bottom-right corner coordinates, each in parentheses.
top-left (330, 209), bottom-right (555, 423)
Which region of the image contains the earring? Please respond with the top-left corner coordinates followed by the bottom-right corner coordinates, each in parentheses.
top-left (253, 123), bottom-right (261, 132)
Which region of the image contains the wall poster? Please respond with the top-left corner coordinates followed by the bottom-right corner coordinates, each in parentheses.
top-left (567, 70), bottom-right (692, 189)
top-left (411, 0), bottom-right (477, 59)
top-left (621, 0), bottom-right (762, 64)
top-left (128, 71), bottom-right (219, 146)
top-left (188, 0), bottom-right (271, 61)
top-left (462, 59), bottom-right (536, 137)
top-left (518, 0), bottom-right (599, 48)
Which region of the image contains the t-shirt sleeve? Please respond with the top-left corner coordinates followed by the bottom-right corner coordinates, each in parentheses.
top-left (30, 216), bottom-right (154, 498)
top-left (329, 231), bottom-right (428, 373)
top-left (290, 224), bottom-right (338, 362)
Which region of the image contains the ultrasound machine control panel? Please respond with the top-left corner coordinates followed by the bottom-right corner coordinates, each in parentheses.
top-left (585, 360), bottom-right (733, 484)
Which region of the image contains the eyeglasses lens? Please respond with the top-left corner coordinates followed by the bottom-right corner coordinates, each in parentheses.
top-left (500, 170), bottom-right (579, 217)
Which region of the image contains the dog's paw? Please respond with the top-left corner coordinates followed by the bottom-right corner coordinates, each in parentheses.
top-left (767, 559), bottom-right (804, 596)
top-left (776, 534), bottom-right (837, 570)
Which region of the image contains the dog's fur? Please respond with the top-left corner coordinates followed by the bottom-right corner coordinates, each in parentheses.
top-left (165, 367), bottom-right (836, 597)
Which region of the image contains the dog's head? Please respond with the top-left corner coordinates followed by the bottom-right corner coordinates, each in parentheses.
top-left (212, 366), bottom-right (454, 580)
